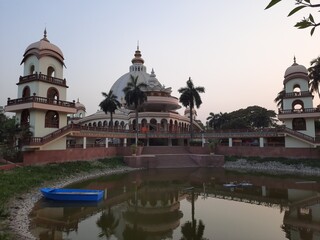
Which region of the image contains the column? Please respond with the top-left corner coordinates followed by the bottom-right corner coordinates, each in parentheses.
top-left (201, 132), bottom-right (205, 147)
top-left (168, 138), bottom-right (172, 146)
top-left (83, 137), bottom-right (86, 149)
top-left (259, 137), bottom-right (264, 148)
top-left (124, 138), bottom-right (127, 147)
top-left (105, 138), bottom-right (108, 148)
top-left (228, 138), bottom-right (232, 147)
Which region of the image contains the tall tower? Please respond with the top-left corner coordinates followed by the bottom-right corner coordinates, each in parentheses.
top-left (278, 58), bottom-right (320, 147)
top-left (5, 30), bottom-right (76, 150)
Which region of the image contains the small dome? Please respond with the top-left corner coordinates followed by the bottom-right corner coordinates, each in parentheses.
top-left (75, 99), bottom-right (86, 111)
top-left (284, 58), bottom-right (308, 78)
top-left (21, 29), bottom-right (64, 65)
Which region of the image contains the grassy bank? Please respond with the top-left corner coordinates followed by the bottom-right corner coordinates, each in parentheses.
top-left (0, 157), bottom-right (125, 239)
top-left (225, 156), bottom-right (320, 168)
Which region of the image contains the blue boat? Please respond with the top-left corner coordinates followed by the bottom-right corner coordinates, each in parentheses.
top-left (40, 188), bottom-right (104, 202)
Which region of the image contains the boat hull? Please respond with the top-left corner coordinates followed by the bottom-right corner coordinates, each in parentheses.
top-left (40, 188), bottom-right (104, 202)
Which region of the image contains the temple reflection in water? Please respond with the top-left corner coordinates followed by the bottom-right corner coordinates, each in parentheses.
top-left (29, 168), bottom-right (320, 240)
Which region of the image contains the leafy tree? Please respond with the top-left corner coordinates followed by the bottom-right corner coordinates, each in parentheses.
top-left (265, 0), bottom-right (320, 36)
top-left (206, 106), bottom-right (276, 130)
top-left (0, 112), bottom-right (32, 162)
top-left (178, 77), bottom-right (205, 139)
top-left (123, 75), bottom-right (147, 144)
top-left (308, 56), bottom-right (320, 96)
top-left (99, 90), bottom-right (121, 127)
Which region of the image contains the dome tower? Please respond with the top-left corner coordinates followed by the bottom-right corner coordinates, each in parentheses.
top-left (5, 30), bottom-right (76, 150)
top-left (278, 57), bottom-right (320, 147)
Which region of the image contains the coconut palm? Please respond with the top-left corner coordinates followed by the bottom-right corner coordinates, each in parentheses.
top-left (96, 208), bottom-right (119, 239)
top-left (178, 77), bottom-right (205, 139)
top-left (123, 75), bottom-right (147, 144)
top-left (99, 90), bottom-right (121, 127)
top-left (180, 189), bottom-right (207, 240)
top-left (274, 88), bottom-right (285, 109)
top-left (308, 56), bottom-right (320, 97)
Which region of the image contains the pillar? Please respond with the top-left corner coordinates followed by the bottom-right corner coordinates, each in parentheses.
top-left (105, 138), bottom-right (108, 148)
top-left (124, 138), bottom-right (127, 147)
top-left (259, 137), bottom-right (264, 148)
top-left (201, 132), bottom-right (205, 147)
top-left (83, 137), bottom-right (86, 149)
top-left (228, 138), bottom-right (232, 147)
top-left (168, 138), bottom-right (172, 146)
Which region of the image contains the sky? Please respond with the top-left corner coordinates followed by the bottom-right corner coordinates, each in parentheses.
top-left (1, 0), bottom-right (320, 123)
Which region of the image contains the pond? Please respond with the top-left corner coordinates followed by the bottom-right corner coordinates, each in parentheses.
top-left (29, 168), bottom-right (320, 240)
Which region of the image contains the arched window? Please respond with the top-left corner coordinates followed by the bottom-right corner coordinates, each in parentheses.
top-left (292, 100), bottom-right (304, 112)
top-left (93, 122), bottom-right (97, 127)
top-left (29, 65), bottom-right (35, 75)
top-left (88, 123), bottom-right (92, 127)
top-left (103, 120), bottom-right (107, 127)
top-left (292, 118), bottom-right (306, 130)
top-left (22, 86), bottom-right (30, 98)
top-left (150, 119), bottom-right (157, 131)
top-left (47, 87), bottom-right (59, 103)
top-left (21, 109), bottom-right (30, 126)
top-left (47, 66), bottom-right (55, 77)
top-left (45, 111), bottom-right (59, 128)
top-left (120, 121), bottom-right (125, 129)
top-left (98, 121), bottom-right (102, 127)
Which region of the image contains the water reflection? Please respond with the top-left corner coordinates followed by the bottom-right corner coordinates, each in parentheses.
top-left (29, 168), bottom-right (320, 240)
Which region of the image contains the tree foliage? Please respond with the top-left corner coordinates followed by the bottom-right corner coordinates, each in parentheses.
top-left (99, 89), bottom-right (121, 127)
top-left (0, 112), bottom-right (32, 162)
top-left (123, 75), bottom-right (147, 143)
top-left (265, 0), bottom-right (320, 35)
top-left (178, 77), bottom-right (205, 138)
top-left (206, 106), bottom-right (276, 130)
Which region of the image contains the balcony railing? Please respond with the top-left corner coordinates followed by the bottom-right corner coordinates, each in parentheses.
top-left (19, 73), bottom-right (67, 86)
top-left (278, 108), bottom-right (320, 115)
top-left (284, 91), bottom-right (312, 98)
top-left (7, 95), bottom-right (75, 108)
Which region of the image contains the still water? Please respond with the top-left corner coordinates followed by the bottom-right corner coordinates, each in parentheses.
top-left (30, 168), bottom-right (320, 240)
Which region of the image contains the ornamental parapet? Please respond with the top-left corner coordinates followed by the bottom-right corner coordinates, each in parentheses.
top-left (18, 73), bottom-right (67, 87)
top-left (284, 91), bottom-right (312, 98)
top-left (278, 108), bottom-right (320, 114)
top-left (7, 96), bottom-right (75, 108)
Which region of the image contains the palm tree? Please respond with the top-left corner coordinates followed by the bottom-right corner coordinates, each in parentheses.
top-left (308, 56), bottom-right (320, 96)
top-left (274, 88), bottom-right (285, 109)
top-left (178, 77), bottom-right (205, 139)
top-left (99, 90), bottom-right (121, 127)
top-left (96, 207), bottom-right (119, 239)
top-left (180, 189), bottom-right (207, 240)
top-left (123, 75), bottom-right (147, 144)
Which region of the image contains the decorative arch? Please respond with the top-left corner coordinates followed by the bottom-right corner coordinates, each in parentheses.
top-left (293, 84), bottom-right (301, 93)
top-left (29, 65), bottom-right (35, 75)
top-left (93, 122), bottom-right (97, 127)
top-left (120, 121), bottom-right (125, 129)
top-left (98, 121), bottom-right (102, 127)
top-left (22, 86), bottom-right (31, 98)
top-left (45, 111), bottom-right (59, 128)
top-left (103, 120), bottom-right (107, 127)
top-left (160, 119), bottom-right (168, 132)
top-left (47, 87), bottom-right (59, 103)
top-left (21, 109), bottom-right (30, 126)
top-left (115, 121), bottom-right (119, 129)
top-left (292, 100), bottom-right (304, 112)
top-left (150, 118), bottom-right (157, 131)
top-left (47, 66), bottom-right (55, 77)
top-left (292, 118), bottom-right (306, 130)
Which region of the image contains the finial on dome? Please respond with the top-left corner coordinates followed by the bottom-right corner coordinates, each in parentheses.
top-left (42, 28), bottom-right (49, 42)
top-left (137, 40), bottom-right (139, 50)
top-left (151, 68), bottom-right (154, 74)
top-left (294, 55), bottom-right (296, 64)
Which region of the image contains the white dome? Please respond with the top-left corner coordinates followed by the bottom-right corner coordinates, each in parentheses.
top-left (284, 62), bottom-right (308, 78)
top-left (21, 29), bottom-right (64, 65)
top-left (110, 71), bottom-right (151, 100)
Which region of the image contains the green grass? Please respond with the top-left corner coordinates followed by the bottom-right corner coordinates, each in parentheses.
top-left (225, 156), bottom-right (320, 168)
